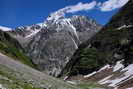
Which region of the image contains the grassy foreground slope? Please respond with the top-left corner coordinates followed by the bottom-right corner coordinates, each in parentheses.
top-left (0, 53), bottom-right (79, 89)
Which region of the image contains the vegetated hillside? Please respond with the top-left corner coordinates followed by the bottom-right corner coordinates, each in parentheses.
top-left (105, 0), bottom-right (133, 29)
top-left (0, 53), bottom-right (80, 89)
top-left (59, 0), bottom-right (133, 77)
top-left (0, 30), bottom-right (36, 68)
top-left (9, 15), bottom-right (101, 77)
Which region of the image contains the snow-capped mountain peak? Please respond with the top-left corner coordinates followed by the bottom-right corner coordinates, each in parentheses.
top-left (8, 12), bottom-right (101, 76)
top-left (47, 9), bottom-right (66, 22)
top-left (10, 24), bottom-right (43, 39)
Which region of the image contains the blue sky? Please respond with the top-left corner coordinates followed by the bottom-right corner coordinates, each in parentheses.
top-left (0, 0), bottom-right (129, 28)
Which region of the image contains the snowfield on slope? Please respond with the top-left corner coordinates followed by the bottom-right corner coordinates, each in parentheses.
top-left (84, 60), bottom-right (133, 89)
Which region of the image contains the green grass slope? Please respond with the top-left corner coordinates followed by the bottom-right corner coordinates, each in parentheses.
top-left (0, 53), bottom-right (79, 89)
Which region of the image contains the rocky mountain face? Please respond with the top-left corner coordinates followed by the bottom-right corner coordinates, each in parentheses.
top-left (0, 17), bottom-right (101, 89)
top-left (0, 29), bottom-right (80, 89)
top-left (8, 24), bottom-right (43, 47)
top-left (0, 25), bottom-right (103, 89)
top-left (60, 0), bottom-right (133, 79)
top-left (9, 15), bottom-right (101, 76)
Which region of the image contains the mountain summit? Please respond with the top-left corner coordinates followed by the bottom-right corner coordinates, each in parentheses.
top-left (9, 15), bottom-right (101, 76)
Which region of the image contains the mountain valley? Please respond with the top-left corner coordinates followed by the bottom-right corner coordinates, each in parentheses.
top-left (0, 0), bottom-right (133, 89)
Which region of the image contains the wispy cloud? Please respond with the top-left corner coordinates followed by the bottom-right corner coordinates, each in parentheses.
top-left (66, 1), bottom-right (97, 13)
top-left (65, 0), bottom-right (129, 12)
top-left (48, 1), bottom-right (97, 20)
top-left (99, 0), bottom-right (129, 12)
top-left (49, 0), bottom-right (129, 19)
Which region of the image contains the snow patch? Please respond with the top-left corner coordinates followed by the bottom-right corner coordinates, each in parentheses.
top-left (98, 64), bottom-right (112, 72)
top-left (66, 81), bottom-right (77, 85)
top-left (98, 75), bottom-right (113, 84)
top-left (84, 64), bottom-right (112, 78)
top-left (98, 75), bottom-right (128, 87)
top-left (108, 76), bottom-right (130, 87)
top-left (98, 63), bottom-right (133, 87)
top-left (122, 64), bottom-right (133, 77)
top-left (0, 84), bottom-right (6, 89)
top-left (71, 37), bottom-right (78, 49)
top-left (113, 60), bottom-right (124, 72)
top-left (118, 25), bottom-right (133, 30)
top-left (37, 23), bottom-right (47, 27)
top-left (25, 30), bottom-right (40, 38)
top-left (84, 71), bottom-right (97, 78)
top-left (64, 76), bottom-right (69, 80)
top-left (0, 26), bottom-right (12, 31)
top-left (47, 9), bottom-right (65, 22)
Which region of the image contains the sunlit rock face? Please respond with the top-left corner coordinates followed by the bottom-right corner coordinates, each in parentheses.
top-left (9, 15), bottom-right (101, 76)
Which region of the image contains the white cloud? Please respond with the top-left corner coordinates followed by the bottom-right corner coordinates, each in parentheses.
top-left (62, 0), bottom-right (129, 13)
top-left (47, 1), bottom-right (97, 21)
top-left (99, 0), bottom-right (129, 12)
top-left (66, 1), bottom-right (97, 13)
top-left (48, 0), bottom-right (129, 20)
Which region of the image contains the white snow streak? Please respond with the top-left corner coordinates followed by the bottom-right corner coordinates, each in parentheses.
top-left (118, 25), bottom-right (133, 30)
top-left (0, 26), bottom-right (11, 31)
top-left (98, 75), bottom-right (113, 84)
top-left (98, 64), bottom-right (112, 72)
top-left (66, 81), bottom-right (77, 85)
top-left (98, 63), bottom-right (133, 87)
top-left (25, 30), bottom-right (40, 38)
top-left (126, 87), bottom-right (133, 89)
top-left (113, 60), bottom-right (124, 72)
top-left (84, 71), bottom-right (97, 78)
